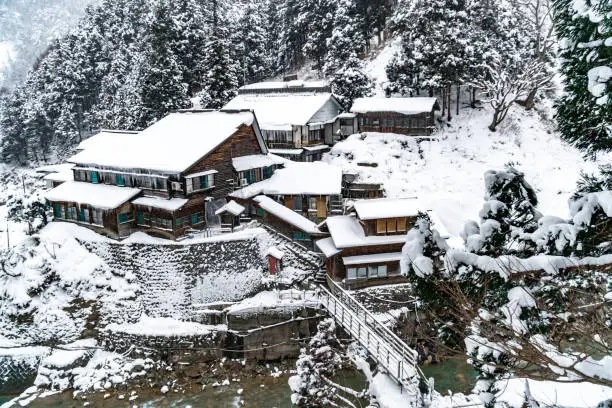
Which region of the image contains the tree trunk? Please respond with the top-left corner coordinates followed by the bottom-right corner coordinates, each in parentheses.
top-left (441, 87), bottom-right (446, 117)
top-left (471, 88), bottom-right (476, 108)
top-left (456, 85), bottom-right (460, 116)
top-left (518, 88), bottom-right (538, 110)
top-left (489, 109), bottom-right (500, 132)
top-left (447, 84), bottom-right (452, 121)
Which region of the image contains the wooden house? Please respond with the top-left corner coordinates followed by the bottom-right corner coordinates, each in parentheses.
top-left (229, 161), bottom-right (343, 225)
top-left (342, 172), bottom-right (384, 200)
top-left (316, 198), bottom-right (433, 289)
top-left (351, 97), bottom-right (440, 136)
top-left (45, 109), bottom-right (283, 239)
top-left (224, 80), bottom-right (346, 162)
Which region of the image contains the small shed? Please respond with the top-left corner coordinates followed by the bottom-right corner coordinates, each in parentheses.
top-left (215, 200), bottom-right (246, 232)
top-left (266, 246), bottom-right (285, 275)
top-left (351, 97), bottom-right (440, 136)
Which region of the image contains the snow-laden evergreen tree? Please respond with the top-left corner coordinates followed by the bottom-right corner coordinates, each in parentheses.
top-left (139, 0), bottom-right (190, 125)
top-left (275, 0), bottom-right (307, 74)
top-left (290, 319), bottom-right (345, 407)
top-left (553, 0), bottom-right (611, 155)
top-left (386, 0), bottom-right (472, 119)
top-left (301, 0), bottom-right (336, 70)
top-left (324, 0), bottom-right (372, 108)
top-left (233, 2), bottom-right (273, 85)
top-left (463, 166), bottom-right (542, 256)
top-left (199, 0), bottom-right (239, 109)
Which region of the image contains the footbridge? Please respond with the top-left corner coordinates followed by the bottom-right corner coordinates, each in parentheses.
top-left (318, 277), bottom-right (430, 404)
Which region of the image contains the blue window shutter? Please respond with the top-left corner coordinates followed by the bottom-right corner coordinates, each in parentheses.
top-left (117, 175), bottom-right (125, 186)
top-left (91, 172), bottom-right (99, 184)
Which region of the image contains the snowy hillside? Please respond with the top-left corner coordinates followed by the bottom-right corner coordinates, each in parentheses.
top-left (325, 98), bottom-right (606, 243)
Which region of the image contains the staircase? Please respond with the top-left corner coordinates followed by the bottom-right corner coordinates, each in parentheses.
top-left (259, 224), bottom-right (323, 273)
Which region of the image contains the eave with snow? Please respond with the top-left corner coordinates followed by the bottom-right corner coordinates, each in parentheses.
top-left (230, 161), bottom-right (343, 229)
top-left (45, 109), bottom-right (281, 240)
top-left (315, 197), bottom-right (447, 290)
top-left (223, 79), bottom-right (357, 162)
top-left (351, 97), bottom-right (441, 136)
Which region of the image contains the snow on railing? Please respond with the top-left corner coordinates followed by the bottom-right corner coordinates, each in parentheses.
top-left (319, 276), bottom-right (427, 392)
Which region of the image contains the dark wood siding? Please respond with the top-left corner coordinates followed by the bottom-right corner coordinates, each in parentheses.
top-left (356, 111), bottom-right (436, 135)
top-left (184, 124), bottom-right (263, 201)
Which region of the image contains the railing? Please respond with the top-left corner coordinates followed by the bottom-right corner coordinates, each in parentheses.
top-left (319, 276), bottom-right (426, 391)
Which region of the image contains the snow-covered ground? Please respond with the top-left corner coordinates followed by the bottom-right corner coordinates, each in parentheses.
top-left (324, 101), bottom-right (608, 245)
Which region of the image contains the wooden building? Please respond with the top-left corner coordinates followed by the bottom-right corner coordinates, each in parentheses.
top-left (45, 110), bottom-right (284, 239)
top-left (316, 198), bottom-right (431, 289)
top-left (351, 97), bottom-right (440, 136)
top-left (229, 161), bottom-right (343, 224)
top-left (224, 80), bottom-right (347, 161)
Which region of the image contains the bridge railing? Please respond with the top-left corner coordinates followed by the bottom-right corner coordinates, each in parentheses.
top-left (319, 276), bottom-right (427, 389)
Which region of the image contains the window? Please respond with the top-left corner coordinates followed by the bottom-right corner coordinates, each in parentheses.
top-left (66, 206), bottom-right (77, 221)
top-left (118, 212), bottom-right (133, 224)
top-left (53, 204), bottom-right (62, 218)
top-left (387, 218), bottom-right (397, 233)
top-left (357, 267), bottom-right (367, 278)
top-left (187, 174), bottom-right (215, 193)
top-left (117, 174), bottom-right (125, 187)
top-left (153, 178), bottom-right (166, 191)
top-left (78, 208), bottom-right (85, 222)
top-left (138, 211), bottom-right (151, 226)
top-left (347, 268), bottom-right (357, 279)
top-left (368, 266), bottom-right (378, 278)
top-left (378, 265), bottom-right (388, 277)
top-left (294, 196), bottom-right (303, 211)
top-left (83, 208), bottom-right (90, 223)
top-left (377, 219), bottom-right (386, 234)
top-left (92, 209), bottom-right (103, 226)
top-left (256, 208), bottom-right (265, 217)
top-left (91, 171), bottom-right (99, 184)
top-left (308, 197), bottom-right (317, 211)
top-left (264, 166), bottom-right (274, 179)
top-left (382, 118), bottom-right (393, 127)
top-left (175, 218), bottom-right (184, 228)
top-left (292, 232), bottom-right (310, 241)
top-left (397, 218), bottom-right (407, 232)
top-left (372, 118), bottom-right (380, 126)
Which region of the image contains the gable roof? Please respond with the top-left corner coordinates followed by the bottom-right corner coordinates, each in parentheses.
top-left (69, 110), bottom-right (264, 174)
top-left (351, 97), bottom-right (440, 115)
top-left (45, 181), bottom-right (141, 210)
top-left (230, 161), bottom-right (342, 199)
top-left (253, 195), bottom-right (320, 234)
top-left (77, 130), bottom-right (139, 151)
top-left (223, 93), bottom-right (340, 130)
top-left (353, 198), bottom-right (423, 220)
top-left (325, 216), bottom-right (407, 249)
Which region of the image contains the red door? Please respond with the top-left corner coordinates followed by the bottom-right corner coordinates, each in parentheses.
top-left (268, 256), bottom-right (278, 275)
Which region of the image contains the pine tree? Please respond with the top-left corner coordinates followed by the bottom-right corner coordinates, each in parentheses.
top-left (275, 0), bottom-right (307, 74)
top-left (199, 0), bottom-right (239, 109)
top-left (233, 2), bottom-right (273, 85)
top-left (553, 0), bottom-right (611, 155)
top-left (301, 0), bottom-right (336, 70)
top-left (139, 0), bottom-right (190, 125)
top-left (324, 0), bottom-right (372, 108)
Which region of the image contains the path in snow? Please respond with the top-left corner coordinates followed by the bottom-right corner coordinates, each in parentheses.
top-left (364, 38), bottom-right (400, 96)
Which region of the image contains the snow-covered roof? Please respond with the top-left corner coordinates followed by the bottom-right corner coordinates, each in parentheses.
top-left (303, 144), bottom-right (330, 152)
top-left (69, 111), bottom-right (263, 174)
top-left (77, 130), bottom-right (139, 151)
top-left (253, 195), bottom-right (320, 234)
top-left (351, 97), bottom-right (440, 115)
top-left (325, 215), bottom-right (406, 249)
top-left (239, 80), bottom-right (329, 92)
top-left (132, 196), bottom-right (189, 212)
top-left (343, 252), bottom-right (403, 266)
top-left (45, 181), bottom-right (141, 210)
top-left (266, 246), bottom-right (285, 259)
top-left (353, 197), bottom-right (423, 220)
top-left (337, 112), bottom-right (356, 119)
top-left (315, 237), bottom-right (342, 258)
top-left (35, 163), bottom-right (75, 174)
top-left (230, 161), bottom-right (342, 199)
top-left (269, 148), bottom-right (303, 156)
top-left (232, 153), bottom-right (287, 172)
top-left (224, 93), bottom-right (336, 129)
top-left (105, 315), bottom-right (224, 337)
top-left (215, 200), bottom-right (245, 216)
top-left (43, 169), bottom-right (74, 183)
